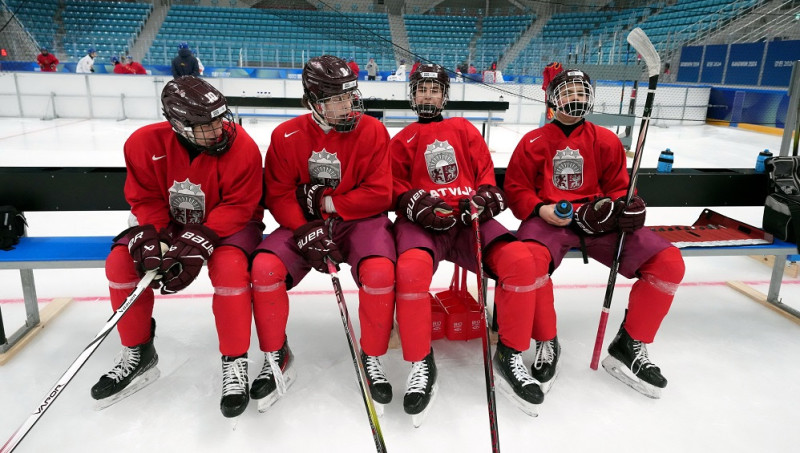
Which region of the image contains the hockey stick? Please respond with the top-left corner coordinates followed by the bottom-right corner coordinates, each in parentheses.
top-left (468, 195), bottom-right (501, 452)
top-left (326, 260), bottom-right (387, 453)
top-left (1, 270), bottom-right (158, 453)
top-left (589, 27), bottom-right (660, 370)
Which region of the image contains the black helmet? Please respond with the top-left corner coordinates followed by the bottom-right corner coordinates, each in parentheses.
top-left (161, 76), bottom-right (237, 156)
top-left (409, 63), bottom-right (450, 118)
top-left (545, 68), bottom-right (594, 118)
top-left (302, 55), bottom-right (363, 132)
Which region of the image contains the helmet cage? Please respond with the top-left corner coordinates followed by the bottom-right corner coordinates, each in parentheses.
top-left (309, 89), bottom-right (364, 133)
top-left (409, 65), bottom-right (450, 118)
top-left (546, 69), bottom-right (594, 119)
top-left (168, 110), bottom-right (238, 156)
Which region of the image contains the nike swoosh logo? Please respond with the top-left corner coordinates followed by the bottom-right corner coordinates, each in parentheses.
top-left (152, 155), bottom-right (166, 161)
top-left (284, 130), bottom-right (299, 138)
top-left (529, 136), bottom-right (542, 144)
top-left (407, 133), bottom-right (417, 143)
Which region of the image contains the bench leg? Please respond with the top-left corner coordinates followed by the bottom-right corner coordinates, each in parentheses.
top-left (727, 254), bottom-right (800, 325)
top-left (0, 270), bottom-right (41, 355)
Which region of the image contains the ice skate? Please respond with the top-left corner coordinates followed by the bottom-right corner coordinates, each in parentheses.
top-left (251, 341), bottom-right (295, 413)
top-left (531, 336), bottom-right (561, 394)
top-left (361, 351), bottom-right (392, 417)
top-left (220, 354), bottom-right (249, 418)
top-left (91, 319), bottom-right (159, 410)
top-left (602, 325), bottom-right (667, 399)
top-left (494, 340), bottom-right (543, 417)
top-left (403, 349), bottom-right (437, 428)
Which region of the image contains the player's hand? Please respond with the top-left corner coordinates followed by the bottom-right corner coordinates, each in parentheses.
top-left (159, 225), bottom-right (219, 294)
top-left (397, 189), bottom-right (457, 231)
top-left (573, 197), bottom-right (621, 235)
top-left (459, 185), bottom-right (506, 225)
top-left (127, 225), bottom-right (165, 277)
top-left (295, 183), bottom-right (328, 221)
top-left (293, 220), bottom-right (343, 273)
top-left (539, 204), bottom-right (573, 227)
top-left (617, 196), bottom-right (646, 232)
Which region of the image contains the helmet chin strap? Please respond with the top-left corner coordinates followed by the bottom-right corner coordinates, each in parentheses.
top-left (310, 105), bottom-right (334, 132)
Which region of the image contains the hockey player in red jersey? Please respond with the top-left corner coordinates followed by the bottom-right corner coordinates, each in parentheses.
top-left (390, 64), bottom-right (546, 422)
top-left (93, 76), bottom-right (264, 418)
top-left (504, 69), bottom-right (685, 399)
top-left (250, 55), bottom-right (396, 414)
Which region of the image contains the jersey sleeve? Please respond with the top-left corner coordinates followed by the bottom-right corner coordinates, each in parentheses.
top-left (504, 136), bottom-right (544, 220)
top-left (123, 132), bottom-right (171, 231)
top-left (596, 128), bottom-right (630, 200)
top-left (264, 129), bottom-right (308, 231)
top-left (389, 128), bottom-right (415, 207)
top-left (203, 136), bottom-right (263, 238)
top-left (466, 120), bottom-right (497, 188)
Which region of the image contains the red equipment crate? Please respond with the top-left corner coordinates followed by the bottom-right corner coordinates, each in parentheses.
top-left (430, 293), bottom-right (446, 340)
top-left (434, 266), bottom-right (484, 341)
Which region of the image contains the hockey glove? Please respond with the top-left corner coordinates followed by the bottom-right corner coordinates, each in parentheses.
top-left (127, 224), bottom-right (166, 278)
top-left (617, 196), bottom-right (646, 232)
top-left (159, 224), bottom-right (219, 294)
top-left (573, 197), bottom-right (621, 235)
top-left (295, 183), bottom-right (328, 222)
top-left (294, 219), bottom-right (344, 274)
top-left (398, 189), bottom-right (457, 231)
top-left (459, 184), bottom-right (507, 225)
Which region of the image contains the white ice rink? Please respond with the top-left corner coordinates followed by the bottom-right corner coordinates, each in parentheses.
top-left (1, 116), bottom-right (799, 453)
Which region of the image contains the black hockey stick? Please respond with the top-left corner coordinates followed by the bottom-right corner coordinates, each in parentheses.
top-left (326, 260), bottom-right (387, 453)
top-left (1, 270), bottom-right (158, 453)
top-left (468, 195), bottom-right (501, 452)
top-left (590, 27), bottom-right (660, 370)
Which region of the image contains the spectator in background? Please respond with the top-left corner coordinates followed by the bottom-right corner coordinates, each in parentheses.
top-left (192, 50), bottom-right (204, 76)
top-left (76, 48), bottom-right (97, 74)
top-left (36, 47), bottom-right (59, 72)
top-left (387, 59), bottom-right (407, 82)
top-left (468, 63), bottom-right (477, 75)
top-left (171, 42), bottom-right (200, 78)
top-left (125, 55), bottom-right (147, 75)
top-left (347, 58), bottom-right (360, 77)
top-left (365, 57), bottom-right (378, 80)
top-left (111, 56), bottom-right (129, 74)
top-left (409, 59), bottom-right (421, 75)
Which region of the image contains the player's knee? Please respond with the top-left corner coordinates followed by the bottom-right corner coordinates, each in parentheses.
top-left (524, 240), bottom-right (552, 273)
top-left (639, 246), bottom-right (685, 295)
top-left (396, 248), bottom-right (433, 297)
top-left (358, 256), bottom-right (395, 295)
top-left (251, 252), bottom-right (288, 293)
top-left (208, 246), bottom-right (249, 289)
top-left (491, 241), bottom-right (544, 292)
top-left (105, 245), bottom-right (137, 285)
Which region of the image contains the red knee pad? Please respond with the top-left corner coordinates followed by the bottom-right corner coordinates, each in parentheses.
top-left (639, 246), bottom-right (685, 288)
top-left (486, 241), bottom-right (538, 288)
top-left (252, 252), bottom-right (289, 289)
top-left (358, 256), bottom-right (395, 291)
top-left (524, 241), bottom-right (552, 274)
top-left (105, 245), bottom-right (138, 283)
top-left (396, 248), bottom-right (433, 294)
top-left (208, 246), bottom-right (249, 288)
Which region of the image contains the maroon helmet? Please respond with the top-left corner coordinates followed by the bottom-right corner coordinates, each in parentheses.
top-left (302, 55), bottom-right (363, 132)
top-left (409, 63), bottom-right (450, 118)
top-left (161, 76), bottom-right (237, 155)
top-left (545, 68), bottom-right (594, 118)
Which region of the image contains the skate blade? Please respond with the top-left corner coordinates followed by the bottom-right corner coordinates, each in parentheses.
top-left (536, 363), bottom-right (561, 395)
top-left (256, 367), bottom-right (297, 413)
top-left (94, 367), bottom-right (161, 411)
top-left (495, 377), bottom-right (539, 417)
top-left (410, 383), bottom-right (438, 428)
top-left (601, 356), bottom-right (662, 399)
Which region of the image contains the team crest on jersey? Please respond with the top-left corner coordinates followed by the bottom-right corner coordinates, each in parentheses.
top-left (424, 139), bottom-right (458, 185)
top-left (168, 179), bottom-right (206, 224)
top-left (308, 149), bottom-right (341, 188)
top-left (552, 146), bottom-right (583, 190)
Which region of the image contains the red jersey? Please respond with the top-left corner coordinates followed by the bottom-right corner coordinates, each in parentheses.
top-left (113, 63), bottom-right (131, 74)
top-left (37, 53), bottom-right (59, 72)
top-left (128, 61), bottom-right (147, 74)
top-left (264, 114), bottom-right (392, 230)
top-left (347, 61), bottom-right (360, 75)
top-left (389, 117), bottom-right (496, 213)
top-left (504, 121), bottom-right (629, 220)
top-left (123, 122), bottom-right (263, 238)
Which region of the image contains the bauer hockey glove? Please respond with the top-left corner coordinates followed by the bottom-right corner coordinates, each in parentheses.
top-left (459, 184), bottom-right (507, 225)
top-left (617, 196), bottom-right (647, 232)
top-left (295, 183), bottom-right (329, 222)
top-left (125, 225), bottom-right (167, 278)
top-left (159, 224), bottom-right (219, 294)
top-left (398, 189), bottom-right (457, 231)
top-left (573, 197), bottom-right (621, 235)
top-left (294, 219), bottom-right (344, 274)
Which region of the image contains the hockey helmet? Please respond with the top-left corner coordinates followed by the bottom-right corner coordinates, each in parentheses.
top-left (409, 63), bottom-right (450, 118)
top-left (178, 42), bottom-right (189, 50)
top-left (545, 68), bottom-right (594, 118)
top-left (161, 76), bottom-right (237, 156)
top-left (302, 55), bottom-right (363, 132)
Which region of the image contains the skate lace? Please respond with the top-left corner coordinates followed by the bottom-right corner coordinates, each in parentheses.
top-left (265, 351), bottom-right (288, 396)
top-left (105, 347), bottom-right (141, 383)
top-left (406, 360), bottom-right (430, 394)
top-left (364, 355), bottom-right (389, 385)
top-left (222, 357), bottom-right (248, 396)
top-left (532, 339), bottom-right (555, 370)
top-left (631, 341), bottom-right (656, 374)
top-left (508, 352), bottom-right (538, 386)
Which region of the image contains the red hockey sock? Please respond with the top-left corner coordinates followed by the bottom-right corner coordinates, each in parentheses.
top-left (106, 245), bottom-right (154, 347)
top-left (524, 241), bottom-right (557, 341)
top-left (357, 256), bottom-right (395, 356)
top-left (251, 252), bottom-right (290, 352)
top-left (625, 246), bottom-right (685, 342)
top-left (395, 248), bottom-right (434, 362)
top-left (208, 246), bottom-right (252, 357)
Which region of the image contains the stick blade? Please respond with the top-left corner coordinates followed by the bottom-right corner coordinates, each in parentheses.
top-left (627, 27), bottom-right (660, 77)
